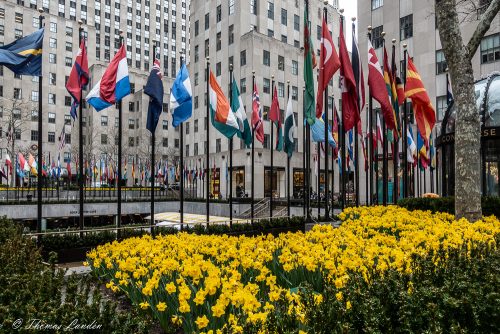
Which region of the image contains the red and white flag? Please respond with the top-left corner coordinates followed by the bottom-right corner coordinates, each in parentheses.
top-left (339, 20), bottom-right (359, 131)
top-left (316, 18), bottom-right (340, 118)
top-left (252, 83), bottom-right (264, 144)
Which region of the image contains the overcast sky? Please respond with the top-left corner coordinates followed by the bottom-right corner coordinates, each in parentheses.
top-left (339, 0), bottom-right (358, 49)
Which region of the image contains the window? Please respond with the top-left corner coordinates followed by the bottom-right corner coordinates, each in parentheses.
top-left (250, 0), bottom-right (257, 15)
top-left (128, 137), bottom-right (135, 147)
top-left (281, 8), bottom-right (287, 25)
top-left (216, 32), bottom-right (221, 51)
top-left (292, 86), bottom-right (298, 100)
top-left (14, 88), bottom-right (22, 99)
top-left (64, 115), bottom-right (71, 125)
top-left (101, 134), bottom-right (108, 144)
top-left (65, 133), bottom-right (71, 144)
top-left (205, 39), bottom-right (210, 56)
top-left (185, 122), bottom-right (190, 134)
top-left (48, 112), bottom-right (56, 123)
top-left (216, 138), bottom-right (221, 153)
top-left (63, 152), bottom-right (71, 163)
top-left (194, 119), bottom-right (199, 132)
top-left (228, 25), bottom-right (234, 45)
top-left (31, 110), bottom-right (38, 121)
top-left (162, 120), bottom-right (168, 130)
top-left (240, 50), bottom-right (246, 66)
top-left (278, 82), bottom-right (285, 97)
top-left (13, 109), bottom-right (21, 120)
top-left (14, 129), bottom-right (21, 140)
top-left (31, 130), bottom-right (38, 141)
top-left (292, 60), bottom-right (298, 75)
top-left (216, 62), bottom-right (221, 76)
top-left (48, 93), bottom-right (56, 104)
top-left (263, 50), bottom-right (270, 66)
top-left (372, 0), bottom-right (383, 10)
top-left (65, 41), bottom-right (72, 52)
top-left (194, 143), bottom-right (199, 155)
top-left (372, 25), bottom-right (383, 49)
top-left (15, 12), bottom-right (23, 23)
top-left (216, 5), bottom-right (221, 22)
top-left (31, 91), bottom-right (39, 102)
top-left (480, 34), bottom-right (500, 64)
top-left (48, 132), bottom-right (55, 143)
top-left (175, 139), bottom-right (179, 148)
top-left (49, 38), bottom-right (57, 48)
top-left (49, 72), bottom-right (56, 85)
top-left (436, 95), bottom-right (447, 121)
top-left (65, 57), bottom-right (72, 66)
top-left (49, 53), bottom-right (57, 63)
top-left (205, 13), bottom-right (209, 30)
top-left (128, 118), bottom-right (135, 129)
top-left (50, 22), bottom-right (57, 32)
top-left (101, 115), bottom-right (108, 126)
top-left (263, 134), bottom-right (270, 149)
top-left (294, 14), bottom-right (300, 31)
top-left (162, 138), bottom-right (168, 147)
top-left (278, 55), bottom-right (285, 71)
top-left (229, 0), bottom-right (235, 15)
top-left (263, 106), bottom-right (269, 120)
top-left (436, 50), bottom-right (447, 74)
top-left (263, 78), bottom-right (270, 94)
top-left (0, 25), bottom-right (3, 36)
top-left (15, 29), bottom-right (23, 39)
top-left (267, 2), bottom-right (274, 19)
top-left (240, 78), bottom-right (247, 93)
top-left (317, 25), bottom-right (321, 40)
top-left (195, 20), bottom-right (199, 36)
top-left (400, 15), bottom-right (413, 40)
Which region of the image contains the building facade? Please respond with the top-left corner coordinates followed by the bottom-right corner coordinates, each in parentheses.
top-left (187, 0), bottom-right (340, 200)
top-left (358, 0), bottom-right (500, 200)
top-left (0, 0), bottom-right (188, 185)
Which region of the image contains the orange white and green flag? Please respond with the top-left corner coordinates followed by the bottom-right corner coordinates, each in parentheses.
top-left (209, 71), bottom-right (239, 138)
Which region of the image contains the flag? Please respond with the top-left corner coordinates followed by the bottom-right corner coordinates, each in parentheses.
top-left (352, 22), bottom-right (365, 116)
top-left (311, 116), bottom-right (336, 147)
top-left (368, 41), bottom-right (396, 136)
top-left (405, 58), bottom-right (436, 145)
top-left (18, 153), bottom-right (27, 172)
top-left (284, 93), bottom-right (296, 157)
top-left (58, 126), bottom-right (66, 150)
top-left (132, 159), bottom-right (136, 180)
top-left (86, 45), bottom-right (130, 112)
top-left (390, 44), bottom-right (401, 136)
top-left (339, 19), bottom-right (359, 131)
top-left (417, 130), bottom-right (430, 169)
top-left (396, 76), bottom-right (405, 106)
top-left (231, 79), bottom-right (252, 147)
top-left (209, 71), bottom-right (239, 138)
top-left (66, 39), bottom-right (89, 120)
top-left (303, 2), bottom-right (316, 125)
top-left (170, 62), bottom-right (192, 128)
top-left (145, 57), bottom-right (165, 132)
top-left (67, 161), bottom-right (72, 179)
top-left (57, 153), bottom-right (61, 178)
top-left (332, 106), bottom-right (340, 158)
top-left (316, 18), bottom-right (340, 118)
top-left (28, 153), bottom-right (37, 175)
top-left (430, 135), bottom-right (436, 170)
top-left (0, 168), bottom-right (6, 181)
top-left (0, 28), bottom-right (43, 76)
top-left (5, 154), bottom-right (12, 173)
top-left (376, 112), bottom-right (383, 145)
top-left (252, 83), bottom-right (264, 144)
top-left (269, 86), bottom-right (283, 151)
top-left (407, 127), bottom-right (417, 164)
top-left (382, 46), bottom-right (399, 134)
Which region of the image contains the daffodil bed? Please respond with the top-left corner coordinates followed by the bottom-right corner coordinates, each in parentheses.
top-left (86, 206), bottom-right (500, 333)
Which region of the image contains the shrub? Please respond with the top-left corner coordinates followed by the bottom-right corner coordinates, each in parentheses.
top-left (397, 196), bottom-right (500, 217)
top-left (0, 217), bottom-right (153, 333)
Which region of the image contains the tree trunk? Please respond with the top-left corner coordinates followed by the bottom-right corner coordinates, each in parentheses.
top-left (436, 0), bottom-right (483, 221)
top-left (451, 64), bottom-right (482, 221)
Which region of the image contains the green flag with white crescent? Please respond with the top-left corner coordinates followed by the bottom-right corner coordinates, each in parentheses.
top-left (284, 93), bottom-right (296, 157)
top-left (231, 79), bottom-right (252, 147)
top-left (303, 3), bottom-right (316, 125)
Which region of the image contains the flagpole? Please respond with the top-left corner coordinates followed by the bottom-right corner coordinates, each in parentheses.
top-left (365, 103), bottom-right (369, 204)
top-left (36, 8), bottom-right (44, 240)
top-left (149, 45), bottom-right (158, 235)
top-left (270, 76), bottom-right (274, 219)
top-left (287, 81), bottom-right (291, 222)
top-left (76, 20), bottom-right (85, 237)
top-left (302, 86), bottom-right (306, 217)
top-left (205, 57), bottom-right (210, 225)
top-left (401, 43), bottom-right (407, 198)
top-left (352, 17), bottom-right (360, 207)
top-left (381, 32), bottom-right (388, 206)
top-left (331, 94), bottom-right (335, 210)
top-left (229, 64), bottom-right (233, 227)
top-left (179, 54), bottom-right (185, 230)
top-left (251, 71), bottom-right (255, 222)
top-left (317, 142), bottom-right (320, 219)
top-left (367, 25), bottom-right (375, 205)
top-left (392, 39), bottom-right (399, 204)
top-left (117, 30), bottom-right (124, 238)
top-left (340, 11), bottom-right (346, 210)
top-left (323, 3), bottom-right (330, 219)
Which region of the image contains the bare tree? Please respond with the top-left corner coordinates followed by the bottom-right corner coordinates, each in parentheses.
top-left (0, 97), bottom-right (36, 186)
top-left (436, 0), bottom-right (500, 221)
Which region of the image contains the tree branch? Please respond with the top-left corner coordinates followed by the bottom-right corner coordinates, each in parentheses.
top-left (467, 0), bottom-right (500, 59)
